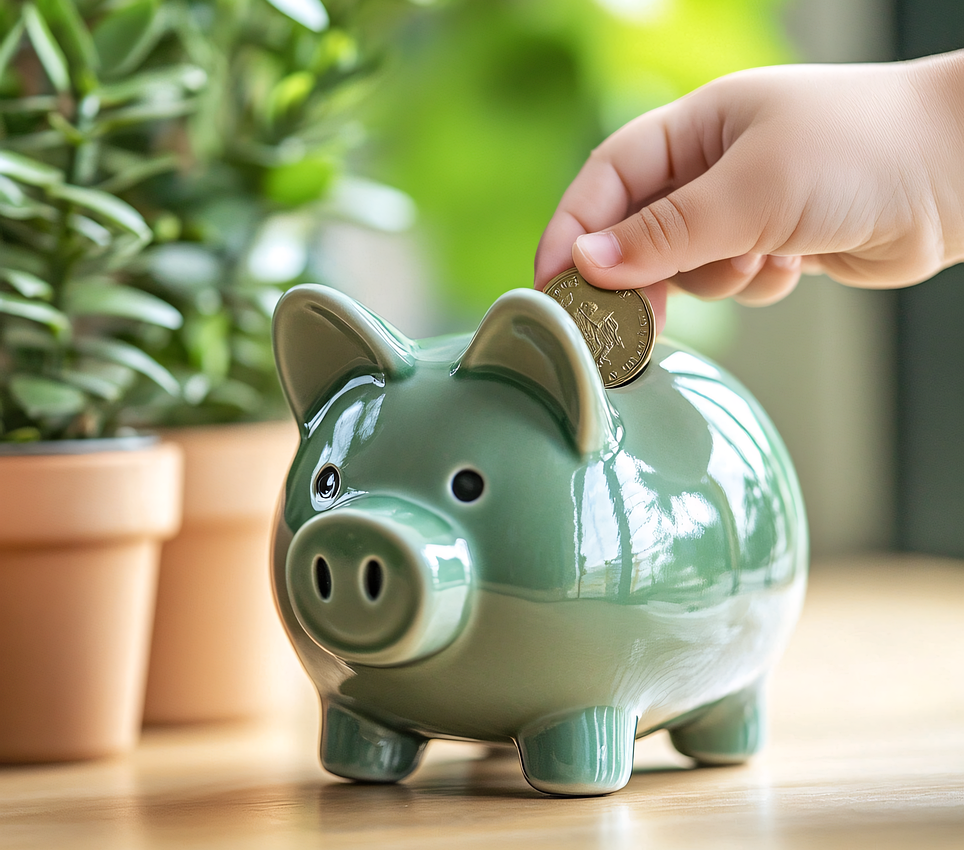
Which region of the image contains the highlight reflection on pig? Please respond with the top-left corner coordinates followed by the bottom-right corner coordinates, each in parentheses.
top-left (271, 285), bottom-right (807, 797)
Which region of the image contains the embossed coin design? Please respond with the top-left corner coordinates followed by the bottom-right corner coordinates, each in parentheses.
top-left (544, 268), bottom-right (656, 388)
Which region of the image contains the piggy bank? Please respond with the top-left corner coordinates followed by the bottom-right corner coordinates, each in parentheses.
top-left (271, 284), bottom-right (807, 797)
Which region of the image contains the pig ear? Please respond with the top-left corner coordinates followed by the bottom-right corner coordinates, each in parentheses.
top-left (272, 284), bottom-right (415, 425)
top-left (455, 289), bottom-right (618, 456)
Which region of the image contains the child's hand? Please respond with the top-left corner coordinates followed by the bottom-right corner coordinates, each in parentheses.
top-left (534, 52), bottom-right (964, 331)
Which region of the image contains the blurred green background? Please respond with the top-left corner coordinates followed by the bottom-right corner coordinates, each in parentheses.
top-left (342, 0), bottom-right (902, 561)
top-left (358, 0), bottom-right (793, 328)
top-left (0, 0), bottom-right (907, 558)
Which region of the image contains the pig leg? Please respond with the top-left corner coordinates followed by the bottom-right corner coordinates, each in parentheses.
top-left (516, 705), bottom-right (636, 796)
top-left (667, 680), bottom-right (765, 764)
top-left (321, 701), bottom-right (428, 783)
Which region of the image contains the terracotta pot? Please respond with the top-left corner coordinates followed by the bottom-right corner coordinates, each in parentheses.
top-left (143, 421), bottom-right (300, 724)
top-left (0, 439), bottom-right (183, 762)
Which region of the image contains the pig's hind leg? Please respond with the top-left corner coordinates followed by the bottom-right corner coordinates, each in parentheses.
top-left (516, 705), bottom-right (637, 796)
top-left (321, 701), bottom-right (428, 783)
top-left (667, 680), bottom-right (765, 765)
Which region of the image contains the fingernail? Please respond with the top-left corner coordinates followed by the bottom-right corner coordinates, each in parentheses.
top-left (770, 254), bottom-right (800, 269)
top-left (575, 232), bottom-right (623, 269)
top-left (731, 253), bottom-right (765, 275)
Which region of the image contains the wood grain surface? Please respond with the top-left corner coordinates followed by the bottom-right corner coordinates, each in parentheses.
top-left (1, 555), bottom-right (962, 849)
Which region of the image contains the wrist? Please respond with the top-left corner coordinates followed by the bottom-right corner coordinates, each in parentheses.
top-left (908, 50), bottom-right (964, 267)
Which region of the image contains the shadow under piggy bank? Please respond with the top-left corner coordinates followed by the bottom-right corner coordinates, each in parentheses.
top-left (270, 285), bottom-right (808, 797)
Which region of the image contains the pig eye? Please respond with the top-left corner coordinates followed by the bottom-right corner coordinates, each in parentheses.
top-left (451, 469), bottom-right (484, 502)
top-left (313, 464), bottom-right (340, 503)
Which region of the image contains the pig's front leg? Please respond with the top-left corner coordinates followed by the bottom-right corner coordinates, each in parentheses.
top-left (667, 680), bottom-right (765, 764)
top-left (516, 705), bottom-right (637, 796)
top-left (321, 700), bottom-right (428, 783)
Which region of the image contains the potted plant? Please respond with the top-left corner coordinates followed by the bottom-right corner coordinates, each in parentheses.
top-left (2, 0), bottom-right (417, 729)
top-left (122, 0), bottom-right (412, 724)
top-left (0, 1), bottom-right (187, 760)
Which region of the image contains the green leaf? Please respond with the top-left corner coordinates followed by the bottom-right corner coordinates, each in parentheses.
top-left (74, 336), bottom-right (180, 396)
top-left (0, 150), bottom-right (63, 186)
top-left (152, 213), bottom-right (181, 243)
top-left (47, 111), bottom-right (86, 144)
top-left (312, 29), bottom-right (358, 74)
top-left (0, 219), bottom-right (56, 252)
top-left (264, 154), bottom-right (336, 206)
top-left (3, 217), bottom-right (57, 250)
top-left (265, 0), bottom-right (329, 32)
top-left (96, 153), bottom-right (179, 195)
top-left (0, 268), bottom-right (53, 300)
top-left (10, 375), bottom-right (87, 418)
top-left (0, 427), bottom-right (43, 443)
top-left (49, 183), bottom-right (152, 245)
top-left (66, 281), bottom-right (183, 329)
top-left (36, 0), bottom-right (100, 83)
top-left (23, 3), bottom-right (70, 93)
top-left (181, 372), bottom-right (211, 405)
top-left (0, 188), bottom-right (58, 221)
top-left (68, 213), bottom-right (112, 246)
top-left (0, 175), bottom-right (26, 206)
top-left (207, 378), bottom-right (262, 412)
top-left (0, 95), bottom-right (60, 114)
top-left (97, 64), bottom-right (207, 106)
top-left (267, 71), bottom-right (315, 124)
top-left (73, 140), bottom-right (99, 187)
top-left (0, 244), bottom-right (46, 276)
top-left (0, 292), bottom-right (70, 337)
top-left (0, 18), bottom-right (25, 83)
top-left (329, 177), bottom-right (416, 233)
top-left (2, 323), bottom-right (57, 352)
top-left (0, 201), bottom-right (49, 221)
top-left (58, 368), bottom-right (125, 401)
top-left (232, 334), bottom-right (276, 372)
top-left (100, 96), bottom-right (198, 130)
top-left (146, 243), bottom-right (222, 290)
top-left (0, 130), bottom-right (64, 153)
top-left (184, 312), bottom-right (230, 379)
top-left (92, 0), bottom-right (160, 77)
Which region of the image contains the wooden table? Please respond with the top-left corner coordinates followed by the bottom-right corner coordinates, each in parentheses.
top-left (2, 556), bottom-right (962, 849)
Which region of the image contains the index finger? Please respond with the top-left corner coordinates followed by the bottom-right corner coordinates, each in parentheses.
top-left (534, 104), bottom-right (685, 289)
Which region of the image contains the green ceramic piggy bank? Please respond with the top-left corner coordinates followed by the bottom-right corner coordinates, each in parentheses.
top-left (271, 284), bottom-right (807, 797)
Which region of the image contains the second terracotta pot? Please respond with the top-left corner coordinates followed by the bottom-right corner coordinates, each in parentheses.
top-left (143, 421), bottom-right (300, 724)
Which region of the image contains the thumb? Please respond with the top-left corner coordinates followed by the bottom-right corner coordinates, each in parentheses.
top-left (572, 149), bottom-right (774, 289)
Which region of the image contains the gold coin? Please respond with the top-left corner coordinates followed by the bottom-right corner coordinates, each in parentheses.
top-left (544, 267), bottom-right (656, 388)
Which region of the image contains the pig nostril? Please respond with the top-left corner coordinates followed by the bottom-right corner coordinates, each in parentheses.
top-left (315, 557), bottom-right (332, 601)
top-left (452, 469), bottom-right (484, 502)
top-left (363, 559), bottom-right (384, 602)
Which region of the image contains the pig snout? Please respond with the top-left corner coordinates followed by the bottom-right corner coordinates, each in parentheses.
top-left (285, 498), bottom-right (473, 667)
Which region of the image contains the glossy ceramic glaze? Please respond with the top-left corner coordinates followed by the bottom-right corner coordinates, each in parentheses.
top-left (271, 285), bottom-right (808, 796)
